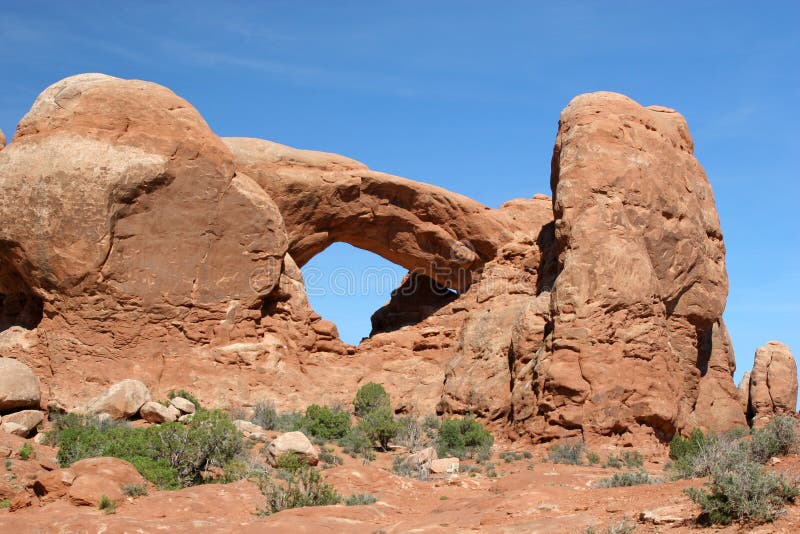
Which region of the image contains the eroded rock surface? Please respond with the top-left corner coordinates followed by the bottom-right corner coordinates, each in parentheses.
top-left (0, 358), bottom-right (40, 411)
top-left (511, 93), bottom-right (744, 440)
top-left (748, 341), bottom-right (798, 427)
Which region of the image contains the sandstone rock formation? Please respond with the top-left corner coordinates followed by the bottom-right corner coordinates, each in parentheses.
top-left (506, 93), bottom-right (744, 440)
top-left (67, 457), bottom-right (147, 506)
top-left (747, 341), bottom-right (798, 427)
top-left (0, 74), bottom-right (757, 444)
top-left (86, 380), bottom-right (151, 420)
top-left (738, 371), bottom-right (751, 413)
top-left (266, 431), bottom-right (319, 466)
top-left (0, 358), bottom-right (40, 411)
top-left (0, 409), bottom-right (44, 437)
top-left (139, 401), bottom-right (180, 424)
top-left (169, 396), bottom-right (195, 414)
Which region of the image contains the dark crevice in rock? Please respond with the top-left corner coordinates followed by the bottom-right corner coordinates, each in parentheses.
top-left (0, 251), bottom-right (43, 332)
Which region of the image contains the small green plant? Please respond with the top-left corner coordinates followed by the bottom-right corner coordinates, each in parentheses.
top-left (586, 451), bottom-right (600, 465)
top-left (436, 415), bottom-right (493, 459)
top-left (584, 518), bottom-right (636, 534)
top-left (357, 408), bottom-right (398, 451)
top-left (98, 494), bottom-right (117, 514)
top-left (0, 498), bottom-right (10, 509)
top-left (595, 471), bottom-right (658, 488)
top-left (344, 493), bottom-right (377, 506)
top-left (392, 456), bottom-right (429, 480)
top-left (259, 466), bottom-right (340, 515)
top-left (685, 458), bottom-right (799, 525)
top-left (440, 495), bottom-right (449, 500)
top-left (301, 404), bottom-right (351, 441)
top-left (339, 427), bottom-right (375, 462)
top-left (548, 440), bottom-right (584, 465)
top-left (18, 442), bottom-right (34, 461)
top-left (122, 483), bottom-right (148, 497)
top-left (460, 464), bottom-right (482, 476)
top-left (485, 462), bottom-right (498, 478)
top-left (251, 401), bottom-right (278, 430)
top-left (4, 459), bottom-right (11, 471)
top-left (498, 451), bottom-right (525, 463)
top-left (749, 415), bottom-right (798, 463)
top-left (621, 451), bottom-right (643, 469)
top-left (318, 449), bottom-right (344, 467)
top-left (275, 452), bottom-right (305, 473)
top-left (669, 428), bottom-right (706, 463)
top-left (275, 411), bottom-right (305, 432)
top-left (603, 455), bottom-right (623, 469)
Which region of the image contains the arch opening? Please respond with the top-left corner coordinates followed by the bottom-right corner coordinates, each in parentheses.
top-left (301, 243), bottom-right (458, 345)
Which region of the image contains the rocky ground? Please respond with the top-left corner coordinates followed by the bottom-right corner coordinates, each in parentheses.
top-left (1, 426), bottom-right (799, 533)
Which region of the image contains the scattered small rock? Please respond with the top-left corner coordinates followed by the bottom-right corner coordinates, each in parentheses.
top-left (139, 401), bottom-right (180, 424)
top-left (169, 396), bottom-right (196, 414)
top-left (1, 409), bottom-right (45, 437)
top-left (0, 357), bottom-right (41, 411)
top-left (430, 457), bottom-right (459, 474)
top-left (639, 505), bottom-right (687, 525)
top-left (234, 419), bottom-right (269, 440)
top-left (408, 447), bottom-right (438, 469)
top-left (86, 379), bottom-right (151, 420)
top-left (266, 431), bottom-right (318, 467)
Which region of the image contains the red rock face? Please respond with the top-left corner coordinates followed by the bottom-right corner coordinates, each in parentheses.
top-left (0, 75), bottom-right (758, 441)
top-left (516, 93), bottom-right (744, 440)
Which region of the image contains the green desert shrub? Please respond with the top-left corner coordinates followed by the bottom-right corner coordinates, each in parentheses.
top-left (300, 404), bottom-right (351, 441)
top-left (548, 439), bottom-right (584, 465)
top-left (0, 498), bottom-right (10, 509)
top-left (621, 451), bottom-right (643, 469)
top-left (339, 427), bottom-right (375, 462)
top-left (685, 458), bottom-right (799, 525)
top-left (357, 407), bottom-right (398, 451)
top-left (392, 455), bottom-right (429, 480)
top-left (603, 455), bottom-right (623, 469)
top-left (251, 401), bottom-right (279, 430)
top-left (344, 493), bottom-right (377, 506)
top-left (18, 442), bottom-right (34, 461)
top-left (498, 451), bottom-right (526, 463)
top-left (586, 451), bottom-right (600, 465)
top-left (436, 415), bottom-right (493, 459)
top-left (275, 411), bottom-right (305, 433)
top-left (353, 382), bottom-right (391, 417)
top-left (595, 471), bottom-right (659, 488)
top-left (749, 415), bottom-right (798, 463)
top-left (122, 483), bottom-right (148, 497)
top-left (274, 452), bottom-right (306, 473)
top-left (259, 466), bottom-right (340, 515)
top-left (98, 494), bottom-right (116, 514)
top-left (50, 409), bottom-right (242, 489)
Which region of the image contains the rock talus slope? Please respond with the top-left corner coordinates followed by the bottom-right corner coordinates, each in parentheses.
top-left (1, 74), bottom-right (782, 442)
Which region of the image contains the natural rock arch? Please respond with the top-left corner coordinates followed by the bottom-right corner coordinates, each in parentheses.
top-left (224, 137), bottom-right (518, 292)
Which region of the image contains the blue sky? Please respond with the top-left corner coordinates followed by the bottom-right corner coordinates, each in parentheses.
top-left (1, 1), bottom-right (798, 390)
